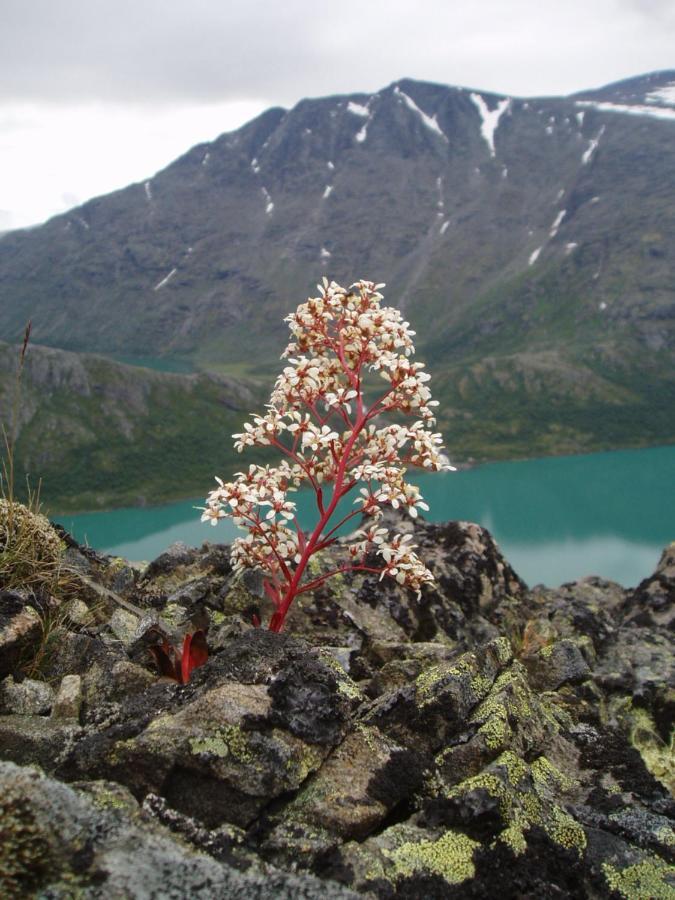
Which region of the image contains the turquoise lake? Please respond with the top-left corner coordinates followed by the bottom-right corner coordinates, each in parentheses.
top-left (53, 445), bottom-right (674, 588)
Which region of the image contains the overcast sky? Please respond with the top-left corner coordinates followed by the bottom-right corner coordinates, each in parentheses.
top-left (1, 0), bottom-right (673, 230)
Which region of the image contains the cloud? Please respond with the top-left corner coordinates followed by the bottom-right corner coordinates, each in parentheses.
top-left (1, 0), bottom-right (673, 228)
top-left (1, 0), bottom-right (673, 106)
top-left (0, 99), bottom-right (266, 229)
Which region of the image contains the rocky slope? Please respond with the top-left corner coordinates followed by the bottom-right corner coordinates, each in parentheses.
top-left (1, 507), bottom-right (673, 898)
top-left (1, 71), bottom-right (674, 496)
top-left (0, 341), bottom-right (261, 510)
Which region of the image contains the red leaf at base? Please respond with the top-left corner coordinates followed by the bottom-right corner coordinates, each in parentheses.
top-left (181, 630), bottom-right (209, 684)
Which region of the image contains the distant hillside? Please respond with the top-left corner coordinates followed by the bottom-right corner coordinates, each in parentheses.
top-left (0, 71), bottom-right (674, 507)
top-left (0, 342), bottom-right (259, 511)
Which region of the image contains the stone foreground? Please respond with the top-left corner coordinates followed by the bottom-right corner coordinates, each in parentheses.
top-left (0, 516), bottom-right (673, 898)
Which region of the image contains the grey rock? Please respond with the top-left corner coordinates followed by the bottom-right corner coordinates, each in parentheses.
top-left (0, 675), bottom-right (54, 715)
top-left (63, 597), bottom-right (94, 627)
top-left (523, 638), bottom-right (593, 691)
top-left (0, 591), bottom-right (42, 676)
top-left (2, 520), bottom-right (674, 899)
top-left (0, 760), bottom-right (359, 899)
top-left (51, 674), bottom-right (82, 721)
top-left (0, 715), bottom-right (81, 769)
top-left (624, 541), bottom-right (675, 629)
top-left (109, 608), bottom-right (141, 645)
top-left (143, 541), bottom-right (198, 578)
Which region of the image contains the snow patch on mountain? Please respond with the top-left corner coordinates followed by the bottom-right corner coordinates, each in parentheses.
top-left (394, 87), bottom-right (448, 141)
top-left (550, 210), bottom-right (566, 238)
top-left (576, 100), bottom-right (675, 122)
top-left (347, 101), bottom-right (369, 117)
top-left (154, 268), bottom-right (176, 291)
top-left (470, 94), bottom-right (511, 157)
top-left (645, 81), bottom-right (675, 105)
top-left (355, 122), bottom-right (368, 143)
top-left (582, 126), bottom-right (605, 165)
top-left (261, 187), bottom-right (274, 214)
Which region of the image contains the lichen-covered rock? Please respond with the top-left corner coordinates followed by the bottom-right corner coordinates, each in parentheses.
top-left (261, 724), bottom-right (422, 863)
top-left (0, 714), bottom-right (82, 769)
top-left (1, 520), bottom-right (673, 898)
top-left (624, 541), bottom-right (675, 629)
top-left (108, 607), bottom-right (141, 645)
top-left (0, 675), bottom-right (54, 715)
top-left (522, 638), bottom-right (593, 691)
top-left (0, 761), bottom-right (359, 899)
top-left (361, 637), bottom-right (514, 754)
top-left (57, 632), bottom-right (353, 829)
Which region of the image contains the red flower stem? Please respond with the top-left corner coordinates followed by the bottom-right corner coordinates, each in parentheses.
top-left (269, 435), bottom-right (322, 497)
top-left (313, 505), bottom-right (365, 547)
top-left (237, 508), bottom-right (293, 582)
top-left (270, 369), bottom-right (368, 631)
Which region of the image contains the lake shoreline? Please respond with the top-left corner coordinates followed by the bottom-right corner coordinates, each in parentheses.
top-left (48, 440), bottom-right (675, 518)
top-left (53, 445), bottom-right (675, 590)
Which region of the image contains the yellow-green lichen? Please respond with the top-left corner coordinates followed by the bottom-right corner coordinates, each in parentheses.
top-left (355, 723), bottom-right (381, 755)
top-left (531, 756), bottom-right (576, 793)
top-left (317, 650), bottom-right (363, 701)
top-left (477, 711), bottom-right (511, 752)
top-left (221, 581), bottom-right (258, 615)
top-left (144, 714), bottom-right (173, 733)
top-left (492, 637), bottom-right (514, 666)
top-left (189, 725), bottom-right (253, 763)
top-left (656, 827), bottom-right (675, 848)
top-left (415, 656), bottom-right (478, 707)
top-left (498, 810), bottom-right (530, 857)
top-left (469, 663), bottom-right (556, 738)
top-left (415, 663), bottom-right (450, 704)
top-left (602, 858), bottom-right (675, 899)
top-left (388, 830), bottom-right (480, 885)
top-left (444, 772), bottom-right (511, 819)
top-left (628, 706), bottom-right (675, 794)
top-left (283, 741), bottom-right (325, 783)
top-left (470, 674), bottom-right (493, 696)
top-left (88, 787), bottom-right (133, 812)
top-left (545, 806), bottom-right (587, 854)
top-left (497, 750), bottom-right (530, 787)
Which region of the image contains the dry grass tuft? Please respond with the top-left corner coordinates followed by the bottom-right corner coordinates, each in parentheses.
top-left (0, 498), bottom-right (65, 595)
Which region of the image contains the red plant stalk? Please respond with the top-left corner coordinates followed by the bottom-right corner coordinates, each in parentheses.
top-left (201, 279), bottom-right (454, 632)
top-left (149, 630), bottom-right (209, 683)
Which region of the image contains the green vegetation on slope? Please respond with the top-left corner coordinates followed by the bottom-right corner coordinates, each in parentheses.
top-left (0, 343), bottom-right (264, 512)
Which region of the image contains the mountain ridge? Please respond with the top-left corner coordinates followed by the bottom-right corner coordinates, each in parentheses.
top-left (1, 71), bottom-right (674, 507)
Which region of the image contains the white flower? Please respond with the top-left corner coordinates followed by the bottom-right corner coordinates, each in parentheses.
top-left (201, 278), bottom-right (451, 615)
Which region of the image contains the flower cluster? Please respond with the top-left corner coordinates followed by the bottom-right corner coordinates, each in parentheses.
top-left (201, 279), bottom-right (454, 631)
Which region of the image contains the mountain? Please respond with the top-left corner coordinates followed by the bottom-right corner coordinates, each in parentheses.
top-left (0, 342), bottom-right (258, 510)
top-left (1, 71), bottom-right (674, 508)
